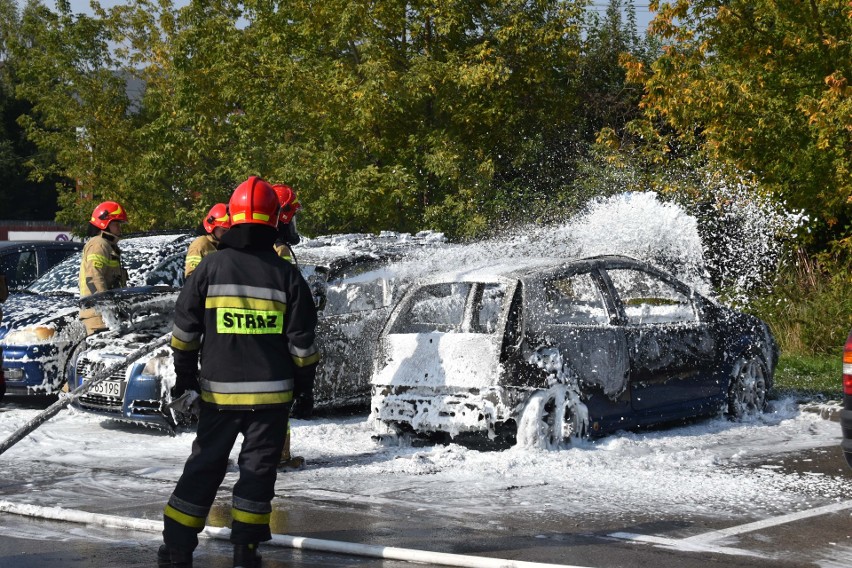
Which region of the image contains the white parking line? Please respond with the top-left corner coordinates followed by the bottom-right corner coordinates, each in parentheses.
top-left (609, 500), bottom-right (852, 557)
top-left (607, 533), bottom-right (766, 558)
top-left (681, 500), bottom-right (852, 544)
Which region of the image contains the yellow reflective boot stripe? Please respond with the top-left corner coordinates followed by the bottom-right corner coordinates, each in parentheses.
top-left (231, 508), bottom-right (271, 525)
top-left (206, 296), bottom-right (286, 313)
top-left (164, 504), bottom-right (206, 529)
top-left (292, 352), bottom-right (320, 366)
top-left (201, 391), bottom-right (293, 406)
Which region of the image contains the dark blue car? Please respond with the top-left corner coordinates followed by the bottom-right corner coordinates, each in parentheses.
top-left (370, 255), bottom-right (778, 448)
top-left (0, 233), bottom-right (192, 397)
top-left (0, 240), bottom-right (83, 290)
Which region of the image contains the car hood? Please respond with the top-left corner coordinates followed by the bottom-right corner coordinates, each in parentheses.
top-left (0, 292), bottom-right (80, 339)
top-left (79, 286), bottom-right (180, 335)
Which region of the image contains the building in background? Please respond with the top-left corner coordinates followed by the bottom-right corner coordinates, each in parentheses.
top-left (0, 220), bottom-right (75, 242)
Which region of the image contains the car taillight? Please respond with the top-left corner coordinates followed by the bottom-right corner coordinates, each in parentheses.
top-left (844, 331), bottom-right (852, 396)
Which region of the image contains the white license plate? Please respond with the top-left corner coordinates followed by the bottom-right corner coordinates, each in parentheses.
top-left (89, 380), bottom-right (124, 398)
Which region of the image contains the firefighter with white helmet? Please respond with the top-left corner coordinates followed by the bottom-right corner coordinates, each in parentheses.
top-left (159, 176), bottom-right (319, 568)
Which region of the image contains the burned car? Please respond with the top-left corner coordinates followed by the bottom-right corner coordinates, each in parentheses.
top-left (70, 231), bottom-right (447, 430)
top-left (0, 233), bottom-right (192, 397)
top-left (370, 255), bottom-right (778, 448)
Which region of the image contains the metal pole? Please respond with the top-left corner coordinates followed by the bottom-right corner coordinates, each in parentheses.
top-left (0, 332), bottom-right (172, 456)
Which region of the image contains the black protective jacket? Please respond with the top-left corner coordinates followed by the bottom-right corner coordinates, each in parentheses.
top-left (170, 224), bottom-right (319, 410)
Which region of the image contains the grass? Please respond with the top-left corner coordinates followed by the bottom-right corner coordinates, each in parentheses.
top-left (772, 352), bottom-right (843, 400)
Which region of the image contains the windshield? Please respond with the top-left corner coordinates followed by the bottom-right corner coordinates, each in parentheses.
top-left (26, 233), bottom-right (192, 295)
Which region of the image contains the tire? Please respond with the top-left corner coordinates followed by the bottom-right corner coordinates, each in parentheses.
top-left (516, 387), bottom-right (587, 449)
top-left (727, 352), bottom-right (770, 419)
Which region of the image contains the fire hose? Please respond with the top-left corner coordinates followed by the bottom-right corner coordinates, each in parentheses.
top-left (0, 331), bottom-right (172, 457)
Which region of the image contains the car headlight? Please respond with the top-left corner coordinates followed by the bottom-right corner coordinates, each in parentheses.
top-left (141, 354), bottom-right (168, 376)
top-left (4, 326), bottom-right (58, 344)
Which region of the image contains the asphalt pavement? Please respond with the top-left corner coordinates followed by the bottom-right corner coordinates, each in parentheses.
top-left (0, 399), bottom-right (850, 568)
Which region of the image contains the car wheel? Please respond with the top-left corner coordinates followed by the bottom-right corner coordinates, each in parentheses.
top-left (727, 352), bottom-right (769, 419)
top-left (516, 387), bottom-right (587, 449)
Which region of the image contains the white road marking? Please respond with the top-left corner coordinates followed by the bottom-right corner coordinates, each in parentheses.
top-left (609, 500), bottom-right (852, 558)
top-left (681, 500), bottom-right (852, 544)
top-left (607, 533), bottom-right (766, 558)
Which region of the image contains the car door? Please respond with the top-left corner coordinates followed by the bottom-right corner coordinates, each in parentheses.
top-left (526, 268), bottom-right (629, 400)
top-left (314, 265), bottom-right (398, 406)
top-left (601, 266), bottom-right (717, 415)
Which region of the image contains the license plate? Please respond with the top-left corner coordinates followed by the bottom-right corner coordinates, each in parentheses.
top-left (89, 380), bottom-right (124, 398)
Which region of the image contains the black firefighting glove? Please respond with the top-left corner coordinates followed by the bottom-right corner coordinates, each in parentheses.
top-left (291, 372), bottom-right (315, 420)
top-left (170, 375), bottom-right (199, 399)
top-left (171, 349), bottom-right (200, 398)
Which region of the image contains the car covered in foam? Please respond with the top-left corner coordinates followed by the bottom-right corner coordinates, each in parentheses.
top-left (69, 231), bottom-right (447, 430)
top-left (0, 232), bottom-right (192, 397)
top-left (370, 255), bottom-right (778, 448)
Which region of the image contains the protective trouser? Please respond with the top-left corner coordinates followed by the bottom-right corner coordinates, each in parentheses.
top-left (163, 403), bottom-right (289, 551)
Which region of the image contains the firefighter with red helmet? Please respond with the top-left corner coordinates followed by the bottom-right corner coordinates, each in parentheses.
top-left (78, 201), bottom-right (129, 335)
top-left (270, 183), bottom-right (302, 263)
top-left (159, 176), bottom-right (319, 568)
top-left (270, 183), bottom-right (310, 470)
top-left (184, 203), bottom-right (231, 278)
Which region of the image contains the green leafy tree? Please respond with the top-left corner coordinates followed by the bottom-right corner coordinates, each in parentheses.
top-left (10, 0), bottom-right (149, 233)
top-left (0, 0), bottom-right (60, 220)
top-left (10, 1), bottom-right (655, 238)
top-left (607, 0), bottom-right (851, 248)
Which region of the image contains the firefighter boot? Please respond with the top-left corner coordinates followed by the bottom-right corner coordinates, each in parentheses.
top-left (157, 544), bottom-right (193, 567)
top-left (233, 543), bottom-right (262, 568)
top-left (278, 429), bottom-right (305, 470)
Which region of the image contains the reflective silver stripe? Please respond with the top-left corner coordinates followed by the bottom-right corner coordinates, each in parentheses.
top-left (289, 343), bottom-right (318, 357)
top-left (168, 494), bottom-right (210, 518)
top-left (172, 325), bottom-right (201, 343)
top-left (207, 284), bottom-right (288, 304)
top-left (233, 496), bottom-right (271, 514)
top-left (200, 378), bottom-right (294, 393)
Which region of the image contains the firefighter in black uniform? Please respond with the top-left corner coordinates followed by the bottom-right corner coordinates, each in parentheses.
top-left (158, 176), bottom-right (319, 568)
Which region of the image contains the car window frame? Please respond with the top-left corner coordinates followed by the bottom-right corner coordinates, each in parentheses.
top-left (597, 262), bottom-right (703, 326)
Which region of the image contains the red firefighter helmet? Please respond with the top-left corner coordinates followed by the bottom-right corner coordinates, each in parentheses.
top-left (90, 201), bottom-right (128, 230)
top-left (203, 203), bottom-right (231, 234)
top-left (228, 176), bottom-right (279, 227)
top-left (271, 184), bottom-right (302, 224)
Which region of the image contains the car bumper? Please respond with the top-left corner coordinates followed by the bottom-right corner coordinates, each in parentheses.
top-left (74, 369), bottom-right (174, 431)
top-left (370, 384), bottom-right (523, 438)
top-left (1, 342), bottom-right (66, 394)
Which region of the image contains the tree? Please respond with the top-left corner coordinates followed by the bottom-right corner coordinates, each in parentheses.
top-left (608, 0), bottom-right (852, 248)
top-left (0, 0), bottom-right (60, 220)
